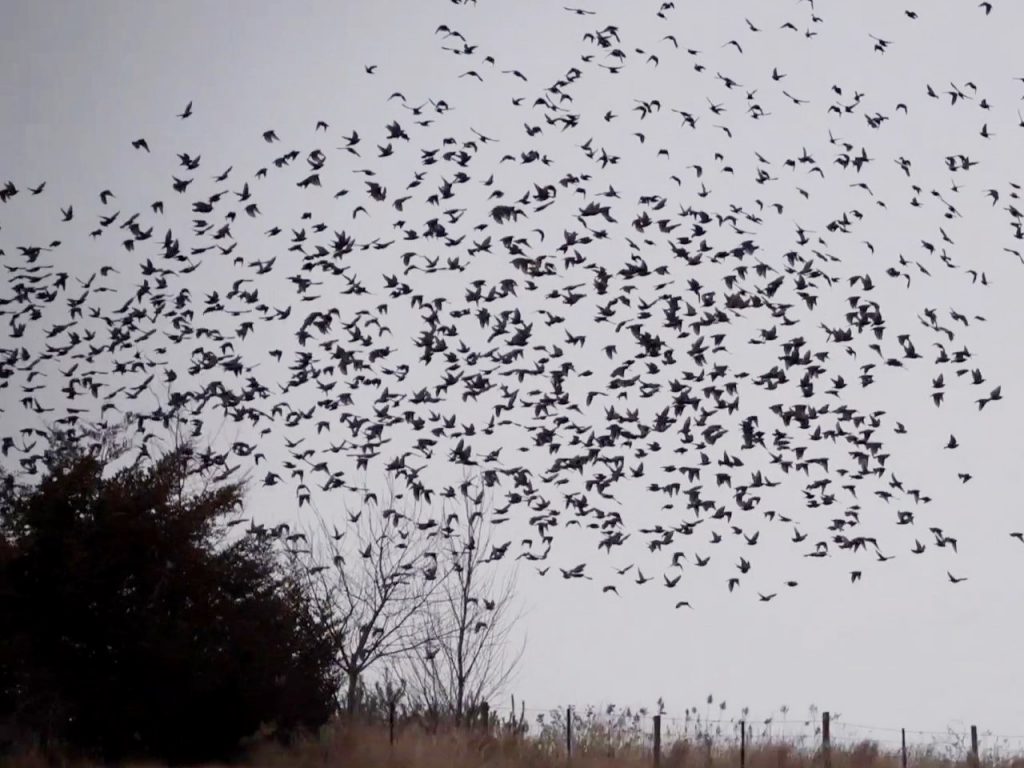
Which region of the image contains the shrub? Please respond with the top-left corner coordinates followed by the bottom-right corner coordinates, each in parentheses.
top-left (0, 435), bottom-right (339, 763)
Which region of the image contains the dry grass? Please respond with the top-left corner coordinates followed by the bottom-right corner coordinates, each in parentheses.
top-left (243, 722), bottom-right (1024, 768)
top-left (5, 720), bottom-right (1024, 768)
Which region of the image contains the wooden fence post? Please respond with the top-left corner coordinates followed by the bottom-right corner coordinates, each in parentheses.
top-left (822, 712), bottom-right (831, 768)
top-left (388, 699), bottom-right (396, 746)
top-left (482, 701), bottom-right (490, 732)
top-left (653, 714), bottom-right (662, 767)
top-left (740, 720), bottom-right (746, 768)
top-left (901, 728), bottom-right (907, 768)
top-left (970, 725), bottom-right (979, 768)
top-left (567, 706), bottom-right (573, 762)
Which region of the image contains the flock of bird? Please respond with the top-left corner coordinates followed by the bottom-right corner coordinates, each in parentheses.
top-left (2, 0), bottom-right (1023, 607)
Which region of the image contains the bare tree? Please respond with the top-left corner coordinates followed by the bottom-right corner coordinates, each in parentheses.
top-left (401, 476), bottom-right (523, 724)
top-left (296, 477), bottom-right (448, 714)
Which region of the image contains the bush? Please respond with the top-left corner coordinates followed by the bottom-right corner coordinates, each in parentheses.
top-left (0, 434), bottom-right (340, 763)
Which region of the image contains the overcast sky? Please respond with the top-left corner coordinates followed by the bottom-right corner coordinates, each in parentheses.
top-left (2, 0), bottom-right (1024, 750)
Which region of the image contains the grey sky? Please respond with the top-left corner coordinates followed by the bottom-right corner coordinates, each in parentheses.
top-left (2, 0), bottom-right (1024, 747)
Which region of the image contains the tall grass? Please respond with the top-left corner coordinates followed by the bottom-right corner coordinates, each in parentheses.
top-left (6, 715), bottom-right (1024, 768)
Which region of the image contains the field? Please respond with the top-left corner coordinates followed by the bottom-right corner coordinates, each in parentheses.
top-left (5, 718), bottom-right (1024, 768)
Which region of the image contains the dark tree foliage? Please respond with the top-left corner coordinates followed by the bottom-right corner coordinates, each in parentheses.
top-left (0, 436), bottom-right (339, 763)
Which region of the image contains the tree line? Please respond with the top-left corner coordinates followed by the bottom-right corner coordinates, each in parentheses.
top-left (0, 426), bottom-right (521, 763)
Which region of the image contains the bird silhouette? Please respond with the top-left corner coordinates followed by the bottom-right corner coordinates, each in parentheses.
top-left (0, 0), bottom-right (1015, 613)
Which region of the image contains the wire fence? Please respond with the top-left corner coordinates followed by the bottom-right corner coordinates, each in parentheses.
top-left (448, 702), bottom-right (1024, 767)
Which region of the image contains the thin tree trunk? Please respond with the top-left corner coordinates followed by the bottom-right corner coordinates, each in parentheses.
top-left (346, 670), bottom-right (360, 715)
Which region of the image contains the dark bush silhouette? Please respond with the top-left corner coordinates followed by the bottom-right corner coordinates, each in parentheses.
top-left (0, 434), bottom-right (340, 763)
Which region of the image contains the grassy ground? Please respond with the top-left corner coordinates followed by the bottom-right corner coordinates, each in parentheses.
top-left (4, 720), bottom-right (1024, 768)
